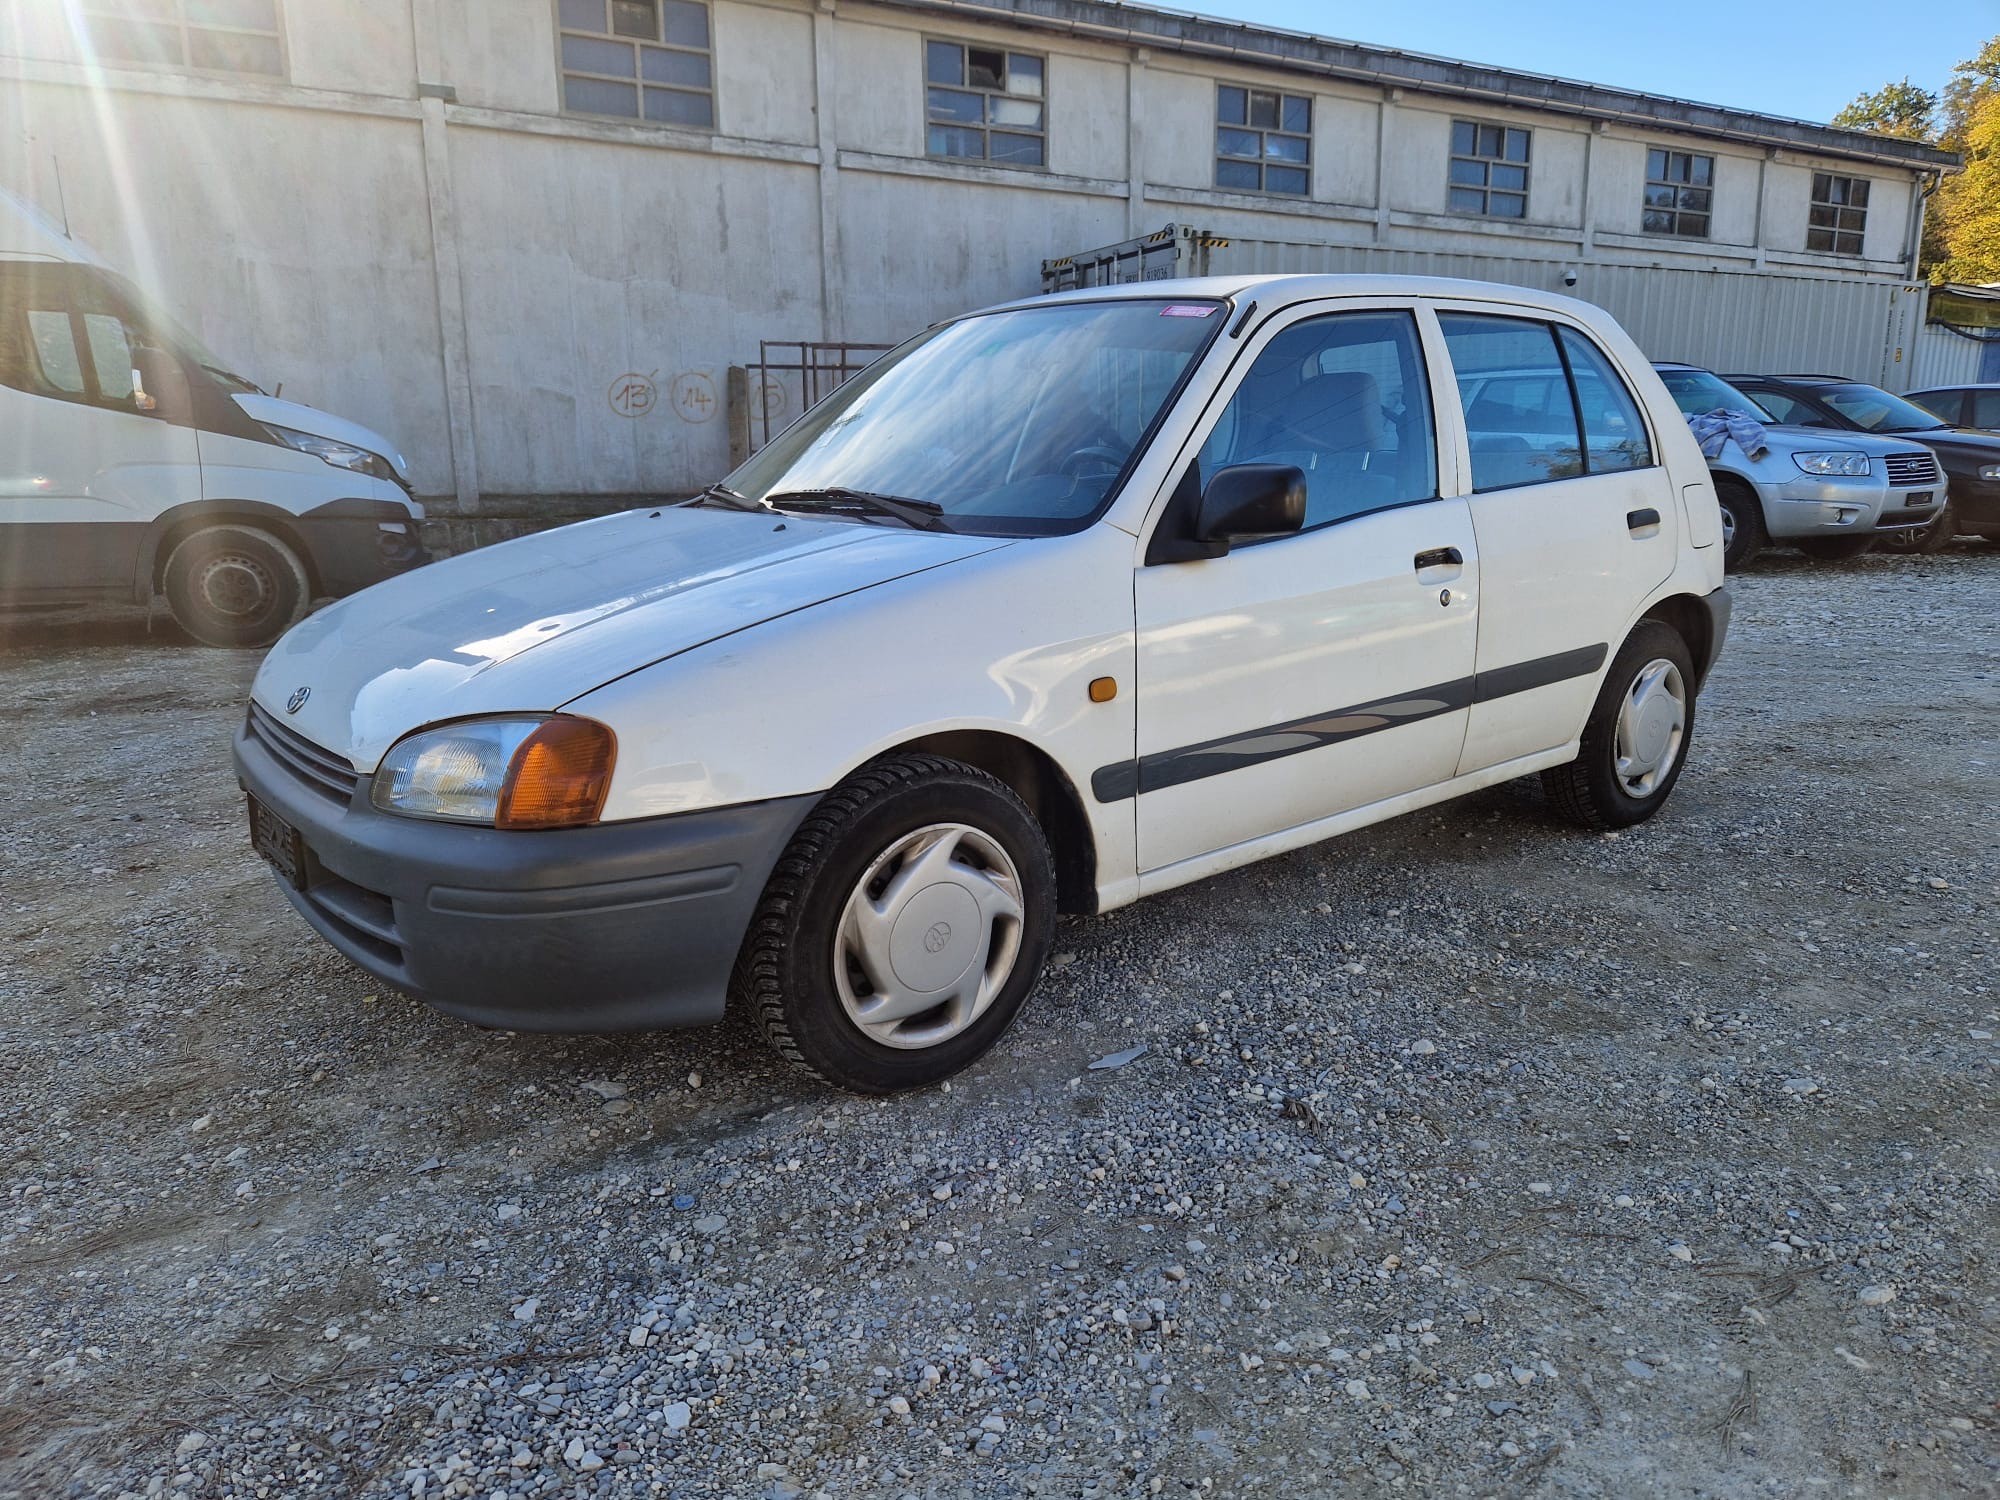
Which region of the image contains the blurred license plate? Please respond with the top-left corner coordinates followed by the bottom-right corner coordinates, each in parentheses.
top-left (248, 796), bottom-right (306, 891)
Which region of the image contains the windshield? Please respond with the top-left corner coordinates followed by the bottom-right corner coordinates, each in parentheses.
top-left (1817, 383), bottom-right (1947, 433)
top-left (723, 298), bottom-right (1225, 536)
top-left (1654, 367), bottom-right (1774, 422)
top-left (102, 270), bottom-right (263, 393)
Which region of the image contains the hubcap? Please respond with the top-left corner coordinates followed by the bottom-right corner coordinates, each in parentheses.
top-left (1718, 501), bottom-right (1736, 547)
top-left (195, 553), bottom-right (275, 618)
top-left (1613, 658), bottom-right (1687, 799)
top-left (834, 823), bottom-right (1024, 1050)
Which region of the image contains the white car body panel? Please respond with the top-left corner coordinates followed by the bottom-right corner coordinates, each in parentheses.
top-left (253, 272), bottom-right (1728, 917)
top-left (251, 506), bottom-right (1013, 769)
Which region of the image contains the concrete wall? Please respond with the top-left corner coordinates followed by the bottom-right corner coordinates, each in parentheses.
top-left (0, 0), bottom-right (1935, 507)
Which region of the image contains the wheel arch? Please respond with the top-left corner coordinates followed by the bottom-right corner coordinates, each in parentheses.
top-left (1638, 592), bottom-right (1717, 692)
top-left (877, 729), bottom-right (1099, 916)
top-left (136, 500), bottom-right (320, 604)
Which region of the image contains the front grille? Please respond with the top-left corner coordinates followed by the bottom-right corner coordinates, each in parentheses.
top-left (1884, 451), bottom-right (1943, 487)
top-left (247, 701), bottom-right (359, 803)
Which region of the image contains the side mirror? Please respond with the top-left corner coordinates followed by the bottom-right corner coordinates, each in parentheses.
top-left (1192, 462), bottom-right (1306, 547)
top-left (131, 346), bottom-right (190, 421)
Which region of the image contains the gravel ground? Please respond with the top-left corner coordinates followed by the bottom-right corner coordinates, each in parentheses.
top-left (1, 547), bottom-right (1995, 1500)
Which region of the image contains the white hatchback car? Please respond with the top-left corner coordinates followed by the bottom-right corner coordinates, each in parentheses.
top-left (235, 275), bottom-right (1729, 1092)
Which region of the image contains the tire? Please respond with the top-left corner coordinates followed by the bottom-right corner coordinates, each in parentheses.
top-left (1715, 481), bottom-right (1765, 571)
top-left (1542, 620), bottom-right (1697, 831)
top-left (162, 523), bottom-right (310, 648)
top-left (732, 753), bottom-right (1057, 1093)
top-left (1873, 501), bottom-right (1955, 556)
top-left (1796, 535), bottom-right (1875, 561)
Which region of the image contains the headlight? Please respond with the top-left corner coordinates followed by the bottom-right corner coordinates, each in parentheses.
top-left (1979, 464), bottom-right (2000, 481)
top-left (371, 716), bottom-right (616, 829)
top-left (264, 423), bottom-right (400, 483)
top-left (1792, 451), bottom-right (1872, 477)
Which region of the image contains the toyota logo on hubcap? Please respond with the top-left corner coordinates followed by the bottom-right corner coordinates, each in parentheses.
top-left (923, 921), bottom-right (952, 953)
top-left (286, 686), bottom-right (310, 714)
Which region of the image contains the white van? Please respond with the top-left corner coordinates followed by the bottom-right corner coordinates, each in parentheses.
top-left (0, 191), bottom-right (426, 645)
top-left (236, 274), bottom-right (1729, 1092)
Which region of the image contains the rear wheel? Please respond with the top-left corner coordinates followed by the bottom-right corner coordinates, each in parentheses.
top-left (162, 523), bottom-right (310, 648)
top-left (1873, 501), bottom-right (1955, 555)
top-left (1543, 621), bottom-right (1697, 831)
top-left (733, 753), bottom-right (1057, 1093)
top-left (1797, 535), bottom-right (1874, 561)
top-left (1716, 481), bottom-right (1765, 571)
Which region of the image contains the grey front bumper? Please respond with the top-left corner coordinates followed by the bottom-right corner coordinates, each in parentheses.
top-left (233, 722), bottom-right (817, 1032)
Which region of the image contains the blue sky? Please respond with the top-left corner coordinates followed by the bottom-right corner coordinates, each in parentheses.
top-left (1193, 1), bottom-right (1996, 125)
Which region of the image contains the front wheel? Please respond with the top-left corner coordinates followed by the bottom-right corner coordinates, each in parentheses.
top-left (162, 523), bottom-right (310, 648)
top-left (1716, 482), bottom-right (1765, 571)
top-left (733, 753), bottom-right (1057, 1093)
top-left (1873, 501), bottom-right (1955, 556)
top-left (1543, 621), bottom-right (1697, 831)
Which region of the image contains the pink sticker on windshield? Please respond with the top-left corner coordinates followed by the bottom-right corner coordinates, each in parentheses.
top-left (1159, 304), bottom-right (1217, 317)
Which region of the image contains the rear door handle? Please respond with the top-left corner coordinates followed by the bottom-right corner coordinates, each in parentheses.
top-left (1627, 508), bottom-right (1662, 534)
top-left (1414, 546), bottom-right (1463, 570)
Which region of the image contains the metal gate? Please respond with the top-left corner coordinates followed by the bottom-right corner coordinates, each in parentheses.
top-left (742, 340), bottom-right (894, 452)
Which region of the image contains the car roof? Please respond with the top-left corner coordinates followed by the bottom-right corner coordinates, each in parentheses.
top-left (1909, 383), bottom-right (2000, 393)
top-left (991, 272), bottom-right (1612, 321)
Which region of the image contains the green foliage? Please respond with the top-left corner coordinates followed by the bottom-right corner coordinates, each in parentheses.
top-left (1832, 78), bottom-right (1937, 141)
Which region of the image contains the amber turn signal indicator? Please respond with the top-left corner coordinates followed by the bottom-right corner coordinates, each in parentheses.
top-left (1088, 676), bottom-right (1117, 703)
top-left (495, 716), bottom-right (617, 830)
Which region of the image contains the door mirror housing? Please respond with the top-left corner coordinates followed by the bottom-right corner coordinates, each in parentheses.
top-left (1193, 463), bottom-right (1306, 548)
top-left (131, 345), bottom-right (190, 421)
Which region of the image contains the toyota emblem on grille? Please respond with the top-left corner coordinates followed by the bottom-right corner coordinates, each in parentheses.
top-left (286, 686), bottom-right (311, 715)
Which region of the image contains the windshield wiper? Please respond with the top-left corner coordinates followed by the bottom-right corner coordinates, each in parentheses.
top-left (201, 362), bottom-right (264, 394)
top-left (763, 487), bottom-right (951, 532)
top-left (686, 483), bottom-right (764, 512)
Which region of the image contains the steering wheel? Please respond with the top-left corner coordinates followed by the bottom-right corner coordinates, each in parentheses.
top-left (1059, 444), bottom-right (1127, 478)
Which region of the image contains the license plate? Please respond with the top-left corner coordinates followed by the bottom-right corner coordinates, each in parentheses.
top-left (1904, 491), bottom-right (1934, 507)
top-left (248, 795), bottom-right (307, 891)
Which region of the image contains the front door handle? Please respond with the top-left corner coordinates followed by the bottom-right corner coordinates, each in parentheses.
top-left (1627, 508), bottom-right (1662, 534)
top-left (1414, 546), bottom-right (1463, 570)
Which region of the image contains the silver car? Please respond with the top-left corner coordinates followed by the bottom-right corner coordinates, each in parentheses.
top-left (1652, 364), bottom-right (1947, 568)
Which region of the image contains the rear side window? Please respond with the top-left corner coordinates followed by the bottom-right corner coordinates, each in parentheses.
top-left (1197, 309), bottom-right (1438, 530)
top-left (1557, 327), bottom-right (1652, 473)
top-left (1438, 314), bottom-right (1582, 491)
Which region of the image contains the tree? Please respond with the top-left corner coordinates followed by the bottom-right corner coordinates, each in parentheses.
top-left (1929, 89), bottom-right (2000, 284)
top-left (1833, 78), bottom-right (1937, 141)
top-left (1943, 36), bottom-right (2000, 144)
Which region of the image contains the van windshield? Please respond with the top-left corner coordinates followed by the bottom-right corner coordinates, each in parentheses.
top-left (720, 298), bottom-right (1225, 536)
top-left (1655, 367), bottom-right (1774, 423)
top-left (102, 271), bottom-right (264, 394)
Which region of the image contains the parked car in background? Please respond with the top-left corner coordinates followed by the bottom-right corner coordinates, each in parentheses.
top-left (1, 190), bottom-right (427, 646)
top-left (1650, 363), bottom-right (1945, 568)
top-left (1728, 374), bottom-right (2000, 554)
top-left (236, 274), bottom-right (1729, 1092)
top-left (1905, 382), bottom-right (2000, 433)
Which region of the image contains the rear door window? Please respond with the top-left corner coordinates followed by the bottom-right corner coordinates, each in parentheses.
top-left (1556, 327), bottom-right (1652, 473)
top-left (1438, 314), bottom-right (1583, 491)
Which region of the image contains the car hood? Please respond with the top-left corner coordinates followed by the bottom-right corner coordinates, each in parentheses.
top-left (1917, 426), bottom-right (2000, 457)
top-left (250, 506), bottom-right (1012, 770)
top-left (1755, 423), bottom-right (1942, 458)
top-left (233, 392), bottom-right (412, 482)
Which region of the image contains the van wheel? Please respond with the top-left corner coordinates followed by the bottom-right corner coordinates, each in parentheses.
top-left (1797, 536), bottom-right (1874, 561)
top-left (1543, 621), bottom-right (1697, 831)
top-left (1715, 480), bottom-right (1764, 571)
top-left (162, 524), bottom-right (310, 648)
top-left (733, 753), bottom-right (1056, 1094)
top-left (1874, 502), bottom-right (1955, 555)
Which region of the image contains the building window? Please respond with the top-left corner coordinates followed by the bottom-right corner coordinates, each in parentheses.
top-left (1807, 173), bottom-right (1869, 255)
top-left (77, 0), bottom-right (284, 76)
top-left (925, 41), bottom-right (1045, 167)
top-left (1643, 149), bottom-right (1712, 239)
top-left (1448, 120), bottom-right (1530, 219)
top-left (1215, 86), bottom-right (1311, 196)
top-left (557, 0), bottom-right (713, 129)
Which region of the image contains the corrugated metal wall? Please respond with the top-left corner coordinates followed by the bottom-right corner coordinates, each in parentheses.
top-left (1911, 324), bottom-right (1989, 389)
top-left (1201, 236), bottom-right (1923, 388)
